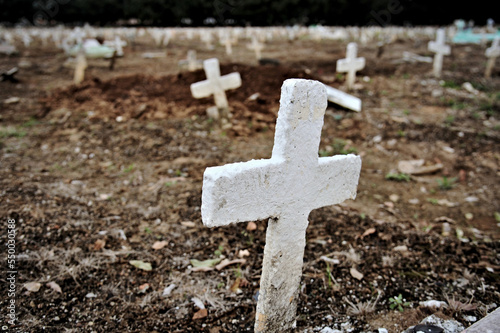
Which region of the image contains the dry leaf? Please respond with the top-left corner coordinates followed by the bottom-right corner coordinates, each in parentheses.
top-left (192, 308), bottom-right (208, 320)
top-left (230, 277), bottom-right (241, 292)
top-left (181, 221), bottom-right (196, 227)
top-left (93, 239), bottom-right (106, 251)
top-left (350, 267), bottom-right (364, 280)
top-left (129, 260), bottom-right (152, 271)
top-left (24, 282), bottom-right (42, 292)
top-left (152, 241), bottom-right (168, 250)
top-left (138, 283), bottom-right (150, 293)
top-left (359, 227), bottom-right (376, 239)
top-left (190, 258), bottom-right (222, 272)
top-left (215, 258), bottom-right (246, 271)
top-left (46, 281), bottom-right (62, 293)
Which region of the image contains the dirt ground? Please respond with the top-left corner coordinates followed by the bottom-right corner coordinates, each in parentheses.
top-left (1, 29), bottom-right (499, 332)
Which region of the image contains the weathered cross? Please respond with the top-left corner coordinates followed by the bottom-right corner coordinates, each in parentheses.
top-left (220, 33), bottom-right (237, 55)
top-left (190, 58), bottom-right (241, 111)
top-left (428, 28), bottom-right (451, 78)
top-left (113, 36), bottom-right (127, 57)
top-left (201, 79), bottom-right (362, 332)
top-left (485, 37), bottom-right (500, 78)
top-left (247, 36), bottom-right (264, 60)
top-left (336, 42), bottom-right (366, 90)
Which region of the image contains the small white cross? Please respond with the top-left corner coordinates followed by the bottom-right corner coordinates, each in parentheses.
top-left (485, 37), bottom-right (500, 78)
top-left (202, 79), bottom-right (362, 332)
top-left (220, 33), bottom-right (237, 55)
top-left (190, 58), bottom-right (242, 110)
top-left (247, 36), bottom-right (264, 60)
top-left (113, 36), bottom-right (127, 57)
top-left (336, 42), bottom-right (366, 90)
top-left (428, 28), bottom-right (451, 78)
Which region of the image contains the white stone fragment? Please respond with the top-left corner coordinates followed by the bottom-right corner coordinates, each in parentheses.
top-left (323, 84), bottom-right (362, 112)
top-left (419, 300), bottom-right (447, 308)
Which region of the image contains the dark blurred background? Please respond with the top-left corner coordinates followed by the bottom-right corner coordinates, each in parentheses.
top-left (0, 0), bottom-right (495, 27)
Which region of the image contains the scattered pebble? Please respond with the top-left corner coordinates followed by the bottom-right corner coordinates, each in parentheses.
top-left (389, 194), bottom-right (399, 202)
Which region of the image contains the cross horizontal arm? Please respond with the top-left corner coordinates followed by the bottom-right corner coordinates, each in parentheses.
top-left (190, 80), bottom-right (213, 98)
top-left (202, 158), bottom-right (284, 227)
top-left (336, 58), bottom-right (366, 72)
top-left (219, 72), bottom-right (242, 90)
top-left (311, 155), bottom-right (362, 210)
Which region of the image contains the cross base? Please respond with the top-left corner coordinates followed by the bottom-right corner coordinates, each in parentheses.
top-left (255, 214), bottom-right (308, 333)
top-left (206, 106), bottom-right (233, 130)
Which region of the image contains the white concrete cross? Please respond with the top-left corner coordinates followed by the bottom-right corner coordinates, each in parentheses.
top-left (428, 28), bottom-right (451, 78)
top-left (247, 36), bottom-right (264, 60)
top-left (220, 33), bottom-right (237, 55)
top-left (190, 58), bottom-right (242, 110)
top-left (485, 37), bottom-right (500, 78)
top-left (201, 79), bottom-right (362, 332)
top-left (200, 31), bottom-right (214, 50)
top-left (179, 50), bottom-right (202, 72)
top-left (113, 36), bottom-right (127, 57)
top-left (336, 42), bottom-right (366, 90)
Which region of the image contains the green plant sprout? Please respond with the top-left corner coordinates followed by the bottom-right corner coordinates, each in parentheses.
top-left (214, 245), bottom-right (224, 257)
top-left (495, 212), bottom-right (500, 223)
top-left (437, 176), bottom-right (457, 190)
top-left (319, 139), bottom-right (358, 157)
top-left (427, 198), bottom-right (438, 205)
top-left (122, 164), bottom-right (135, 173)
top-left (389, 294), bottom-right (410, 312)
top-left (385, 172), bottom-right (410, 182)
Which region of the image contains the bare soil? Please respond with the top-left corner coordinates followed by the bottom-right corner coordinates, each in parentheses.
top-left (1, 31), bottom-right (499, 332)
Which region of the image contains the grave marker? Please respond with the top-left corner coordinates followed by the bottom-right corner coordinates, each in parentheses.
top-left (485, 37), bottom-right (500, 78)
top-left (190, 58), bottom-right (241, 119)
top-left (323, 84), bottom-right (362, 112)
top-left (336, 42), bottom-right (366, 90)
top-left (201, 79), bottom-right (362, 332)
top-left (112, 36), bottom-right (126, 57)
top-left (74, 51), bottom-right (87, 84)
top-left (179, 50), bottom-right (202, 72)
top-left (200, 31), bottom-right (214, 50)
top-left (428, 28), bottom-right (451, 77)
top-left (0, 43), bottom-right (17, 55)
top-left (247, 36), bottom-right (264, 60)
top-left (220, 33), bottom-right (237, 55)
top-left (462, 307), bottom-right (500, 333)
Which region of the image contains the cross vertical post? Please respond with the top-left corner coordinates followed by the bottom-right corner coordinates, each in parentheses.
top-left (485, 37), bottom-right (500, 78)
top-left (201, 79), bottom-right (362, 332)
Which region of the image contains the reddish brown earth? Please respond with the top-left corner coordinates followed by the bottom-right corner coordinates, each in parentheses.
top-left (0, 31), bottom-right (499, 332)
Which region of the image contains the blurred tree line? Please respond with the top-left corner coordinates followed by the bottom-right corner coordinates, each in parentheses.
top-left (0, 0), bottom-right (493, 27)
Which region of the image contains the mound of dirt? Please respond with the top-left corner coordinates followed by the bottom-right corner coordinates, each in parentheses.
top-left (40, 64), bottom-right (317, 136)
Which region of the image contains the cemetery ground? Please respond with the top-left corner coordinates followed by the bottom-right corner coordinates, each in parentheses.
top-left (1, 33), bottom-right (499, 332)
